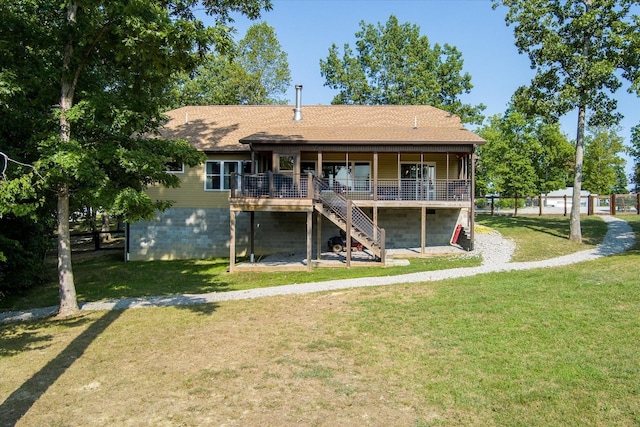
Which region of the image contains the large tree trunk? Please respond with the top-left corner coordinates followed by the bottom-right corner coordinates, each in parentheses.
top-left (57, 2), bottom-right (80, 317)
top-left (57, 182), bottom-right (78, 316)
top-left (570, 104), bottom-right (586, 243)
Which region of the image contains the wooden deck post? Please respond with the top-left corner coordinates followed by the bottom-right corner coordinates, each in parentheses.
top-left (470, 152), bottom-right (476, 250)
top-left (316, 212), bottom-right (322, 260)
top-left (346, 199), bottom-right (352, 268)
top-left (229, 210), bottom-right (236, 273)
top-left (380, 228), bottom-right (386, 264)
top-left (421, 206), bottom-right (426, 255)
top-left (307, 173), bottom-right (314, 199)
top-left (307, 211), bottom-right (313, 271)
top-left (268, 171), bottom-right (274, 198)
top-left (250, 211), bottom-right (255, 263)
top-left (230, 172), bottom-right (236, 198)
top-left (373, 152), bottom-right (378, 201)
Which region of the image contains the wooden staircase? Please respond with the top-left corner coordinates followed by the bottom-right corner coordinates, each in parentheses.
top-left (313, 178), bottom-right (385, 261)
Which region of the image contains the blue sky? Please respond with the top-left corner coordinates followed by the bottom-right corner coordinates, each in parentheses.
top-left (221, 0), bottom-right (638, 160)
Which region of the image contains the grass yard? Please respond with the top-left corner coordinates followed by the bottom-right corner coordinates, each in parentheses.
top-left (1, 216), bottom-right (639, 426)
top-left (476, 214), bottom-right (609, 261)
top-left (0, 214), bottom-right (608, 312)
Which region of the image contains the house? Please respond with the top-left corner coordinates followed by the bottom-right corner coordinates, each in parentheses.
top-left (544, 187), bottom-right (590, 207)
top-left (127, 86), bottom-right (486, 269)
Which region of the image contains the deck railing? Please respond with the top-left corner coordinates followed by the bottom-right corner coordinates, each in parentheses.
top-left (231, 173), bottom-right (471, 202)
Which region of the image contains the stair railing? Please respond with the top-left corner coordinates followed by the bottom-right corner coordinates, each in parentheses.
top-left (313, 177), bottom-right (384, 249)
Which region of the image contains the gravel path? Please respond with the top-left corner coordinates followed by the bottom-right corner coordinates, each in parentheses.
top-left (1, 215), bottom-right (635, 323)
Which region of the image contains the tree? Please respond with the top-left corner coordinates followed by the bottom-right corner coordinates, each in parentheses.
top-left (628, 124), bottom-right (640, 192)
top-left (169, 54), bottom-right (263, 107)
top-left (319, 15), bottom-right (485, 124)
top-left (168, 22), bottom-right (291, 107)
top-left (237, 22), bottom-right (291, 104)
top-left (0, 0), bottom-right (271, 317)
top-left (476, 109), bottom-right (573, 198)
top-left (582, 126), bottom-right (627, 194)
top-left (493, 0), bottom-right (640, 242)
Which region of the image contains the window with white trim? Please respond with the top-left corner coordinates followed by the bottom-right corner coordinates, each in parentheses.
top-left (205, 160), bottom-right (246, 190)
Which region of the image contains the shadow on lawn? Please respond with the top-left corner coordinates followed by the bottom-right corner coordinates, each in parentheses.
top-left (73, 253), bottom-right (233, 303)
top-left (477, 214), bottom-right (608, 246)
top-left (0, 311), bottom-right (123, 425)
top-left (0, 301), bottom-right (220, 425)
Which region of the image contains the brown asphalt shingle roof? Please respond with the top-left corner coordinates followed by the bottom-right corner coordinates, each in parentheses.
top-left (160, 105), bottom-right (485, 152)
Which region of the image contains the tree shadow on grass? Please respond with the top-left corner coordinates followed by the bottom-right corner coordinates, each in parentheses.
top-left (73, 254), bottom-right (234, 302)
top-left (0, 311), bottom-right (123, 425)
top-left (0, 315), bottom-right (94, 357)
top-left (0, 300), bottom-right (220, 425)
top-left (477, 214), bottom-right (609, 245)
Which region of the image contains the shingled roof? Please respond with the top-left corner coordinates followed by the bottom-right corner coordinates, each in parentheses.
top-left (159, 105), bottom-right (485, 152)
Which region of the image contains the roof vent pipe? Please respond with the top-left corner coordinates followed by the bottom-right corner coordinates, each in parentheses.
top-left (293, 84), bottom-right (303, 121)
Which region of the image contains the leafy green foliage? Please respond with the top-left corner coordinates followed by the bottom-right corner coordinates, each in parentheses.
top-left (493, 0), bottom-right (640, 242)
top-left (476, 109), bottom-right (573, 197)
top-left (0, 214), bottom-right (52, 299)
top-left (628, 124), bottom-right (640, 192)
top-left (583, 126), bottom-right (627, 194)
top-left (319, 15), bottom-right (485, 124)
top-left (168, 22), bottom-right (291, 107)
top-left (0, 0), bottom-right (271, 313)
top-left (237, 22), bottom-right (291, 104)
top-left (498, 0), bottom-right (640, 126)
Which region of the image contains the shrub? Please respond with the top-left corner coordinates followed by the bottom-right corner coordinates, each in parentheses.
top-left (0, 215), bottom-right (52, 300)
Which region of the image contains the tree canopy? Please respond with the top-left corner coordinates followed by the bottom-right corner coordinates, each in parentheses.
top-left (476, 109), bottom-right (573, 198)
top-left (493, 0), bottom-right (640, 242)
top-left (169, 21), bottom-right (291, 107)
top-left (319, 15), bottom-right (486, 124)
top-left (582, 126), bottom-right (628, 194)
top-left (0, 0), bottom-right (271, 315)
top-left (629, 124), bottom-right (640, 192)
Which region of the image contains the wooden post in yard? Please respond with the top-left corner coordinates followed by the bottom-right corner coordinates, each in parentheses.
top-left (610, 195), bottom-right (616, 215)
top-left (229, 210), bottom-right (236, 273)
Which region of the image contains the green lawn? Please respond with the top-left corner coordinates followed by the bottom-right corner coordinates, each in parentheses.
top-left (1, 216), bottom-right (638, 426)
top-left (0, 214), bottom-right (619, 311)
top-left (476, 214), bottom-right (609, 261)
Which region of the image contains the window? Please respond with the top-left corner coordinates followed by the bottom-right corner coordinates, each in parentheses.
top-left (301, 161), bottom-right (317, 175)
top-left (205, 160), bottom-right (246, 191)
top-left (401, 163), bottom-right (436, 200)
top-left (322, 162), bottom-right (370, 191)
top-left (279, 155), bottom-right (295, 172)
top-left (165, 161), bottom-right (184, 173)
